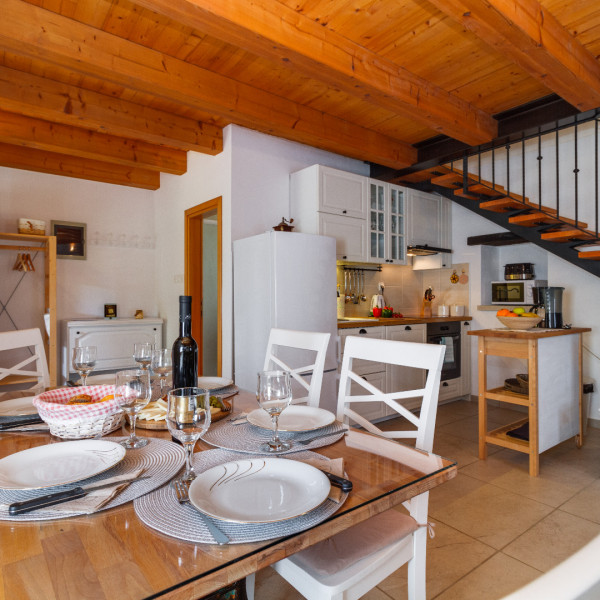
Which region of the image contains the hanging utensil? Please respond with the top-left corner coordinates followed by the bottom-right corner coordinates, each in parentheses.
top-left (360, 271), bottom-right (367, 302)
top-left (344, 270), bottom-right (351, 303)
top-left (353, 270), bottom-right (359, 304)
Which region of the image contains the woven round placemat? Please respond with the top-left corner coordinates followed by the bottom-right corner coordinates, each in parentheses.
top-left (0, 437), bottom-right (185, 521)
top-left (134, 449), bottom-right (348, 545)
top-left (202, 420), bottom-right (347, 455)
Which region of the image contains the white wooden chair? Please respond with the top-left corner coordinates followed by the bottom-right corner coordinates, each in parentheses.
top-left (0, 328), bottom-right (50, 400)
top-left (262, 328), bottom-right (331, 407)
top-left (254, 335), bottom-right (445, 600)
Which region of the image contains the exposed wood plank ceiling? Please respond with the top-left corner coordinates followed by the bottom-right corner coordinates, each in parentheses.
top-left (0, 0), bottom-right (598, 189)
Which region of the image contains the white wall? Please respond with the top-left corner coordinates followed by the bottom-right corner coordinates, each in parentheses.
top-left (0, 167), bottom-right (157, 380)
top-left (452, 202), bottom-right (600, 423)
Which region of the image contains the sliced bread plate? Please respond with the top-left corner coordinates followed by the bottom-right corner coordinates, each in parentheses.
top-left (188, 457), bottom-right (330, 523)
top-left (246, 405), bottom-right (336, 432)
top-left (0, 439), bottom-right (126, 490)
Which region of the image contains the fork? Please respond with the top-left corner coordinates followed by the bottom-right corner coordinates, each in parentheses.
top-left (295, 429), bottom-right (348, 446)
top-left (172, 480), bottom-right (230, 545)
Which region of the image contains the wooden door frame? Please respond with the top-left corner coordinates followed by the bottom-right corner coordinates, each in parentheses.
top-left (184, 198), bottom-right (222, 375)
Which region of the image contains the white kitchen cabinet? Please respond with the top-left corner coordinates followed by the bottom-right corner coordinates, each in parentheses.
top-left (291, 165), bottom-right (368, 262)
top-left (408, 190), bottom-right (452, 270)
top-left (338, 326), bottom-right (387, 421)
top-left (319, 212), bottom-right (368, 262)
top-left (291, 164), bottom-right (368, 219)
top-left (61, 318), bottom-right (163, 383)
top-left (385, 324), bottom-right (426, 412)
top-left (367, 180), bottom-right (407, 265)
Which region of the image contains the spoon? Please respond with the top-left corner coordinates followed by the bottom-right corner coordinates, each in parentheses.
top-left (360, 271), bottom-right (367, 302)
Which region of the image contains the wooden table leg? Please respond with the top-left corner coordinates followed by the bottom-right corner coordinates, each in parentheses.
top-left (528, 339), bottom-right (539, 477)
top-left (478, 337), bottom-right (487, 460)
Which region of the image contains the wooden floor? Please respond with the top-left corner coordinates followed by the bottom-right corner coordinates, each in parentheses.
top-left (256, 399), bottom-right (600, 599)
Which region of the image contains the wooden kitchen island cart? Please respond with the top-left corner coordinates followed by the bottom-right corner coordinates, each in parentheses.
top-left (468, 327), bottom-right (590, 476)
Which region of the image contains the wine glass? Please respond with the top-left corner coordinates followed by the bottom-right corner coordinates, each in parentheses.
top-left (115, 369), bottom-right (152, 449)
top-left (133, 342), bottom-right (154, 370)
top-left (166, 387), bottom-right (211, 483)
top-left (256, 370), bottom-right (293, 452)
top-left (151, 348), bottom-right (172, 398)
top-left (72, 346), bottom-right (97, 386)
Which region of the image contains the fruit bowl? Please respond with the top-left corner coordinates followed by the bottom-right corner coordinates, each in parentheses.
top-left (497, 315), bottom-right (542, 330)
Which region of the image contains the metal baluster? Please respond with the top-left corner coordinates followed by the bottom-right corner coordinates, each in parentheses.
top-left (555, 124), bottom-right (560, 218)
top-left (596, 116), bottom-right (599, 237)
top-left (537, 128), bottom-right (542, 210)
top-left (522, 133), bottom-right (526, 204)
top-left (574, 120), bottom-right (579, 225)
top-left (506, 144), bottom-right (510, 196)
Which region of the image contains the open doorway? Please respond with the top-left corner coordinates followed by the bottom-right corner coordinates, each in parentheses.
top-left (184, 198), bottom-right (222, 376)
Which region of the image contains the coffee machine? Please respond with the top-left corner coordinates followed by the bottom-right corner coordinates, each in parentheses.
top-left (531, 286), bottom-right (564, 328)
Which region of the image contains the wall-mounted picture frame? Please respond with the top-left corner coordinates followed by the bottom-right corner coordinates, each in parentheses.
top-left (51, 220), bottom-right (86, 260)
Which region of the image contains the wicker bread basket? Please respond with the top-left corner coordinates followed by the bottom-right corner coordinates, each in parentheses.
top-left (33, 385), bottom-right (124, 439)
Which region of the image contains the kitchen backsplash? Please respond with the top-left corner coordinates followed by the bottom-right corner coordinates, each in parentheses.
top-left (337, 262), bottom-right (470, 317)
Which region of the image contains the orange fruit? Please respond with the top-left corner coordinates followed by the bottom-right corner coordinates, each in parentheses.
top-left (497, 308), bottom-right (510, 316)
top-left (506, 312), bottom-right (518, 317)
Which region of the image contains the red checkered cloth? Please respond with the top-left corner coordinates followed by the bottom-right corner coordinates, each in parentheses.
top-left (33, 385), bottom-right (119, 421)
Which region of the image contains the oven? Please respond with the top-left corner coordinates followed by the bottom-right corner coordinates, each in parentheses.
top-left (426, 321), bottom-right (460, 381)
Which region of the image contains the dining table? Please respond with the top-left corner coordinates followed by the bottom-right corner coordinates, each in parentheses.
top-left (0, 390), bottom-right (457, 600)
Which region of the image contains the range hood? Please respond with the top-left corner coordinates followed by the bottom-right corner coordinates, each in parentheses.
top-left (407, 244), bottom-right (452, 257)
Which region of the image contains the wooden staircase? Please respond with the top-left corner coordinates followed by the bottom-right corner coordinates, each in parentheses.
top-left (394, 166), bottom-right (600, 266)
top-left (397, 165), bottom-right (600, 275)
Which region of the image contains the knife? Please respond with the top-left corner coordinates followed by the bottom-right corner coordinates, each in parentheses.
top-left (322, 471), bottom-right (353, 492)
top-left (0, 417), bottom-right (44, 430)
top-left (8, 475), bottom-right (151, 515)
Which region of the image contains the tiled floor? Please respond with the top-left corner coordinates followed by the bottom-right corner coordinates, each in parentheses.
top-left (255, 399), bottom-right (600, 599)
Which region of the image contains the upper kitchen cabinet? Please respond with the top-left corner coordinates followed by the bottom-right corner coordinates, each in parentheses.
top-left (291, 165), bottom-right (368, 218)
top-left (291, 165), bottom-right (368, 262)
top-left (367, 181), bottom-right (407, 265)
top-left (408, 191), bottom-right (452, 270)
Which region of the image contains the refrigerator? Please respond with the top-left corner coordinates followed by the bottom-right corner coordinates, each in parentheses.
top-left (233, 231), bottom-right (338, 412)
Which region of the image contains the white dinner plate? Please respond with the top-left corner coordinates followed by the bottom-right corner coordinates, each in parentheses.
top-left (246, 406), bottom-right (336, 432)
top-left (197, 376), bottom-right (234, 391)
top-left (188, 458), bottom-right (330, 523)
top-left (0, 440), bottom-right (126, 490)
top-left (0, 396), bottom-right (38, 416)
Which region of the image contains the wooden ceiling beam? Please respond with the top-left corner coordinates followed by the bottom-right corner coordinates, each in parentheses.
top-left (0, 110), bottom-right (187, 175)
top-left (428, 0), bottom-right (600, 111)
top-left (0, 66), bottom-right (222, 155)
top-left (0, 0), bottom-right (416, 169)
top-left (133, 0), bottom-right (497, 146)
top-left (0, 142), bottom-right (160, 189)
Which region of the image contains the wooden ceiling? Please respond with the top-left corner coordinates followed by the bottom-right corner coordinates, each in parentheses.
top-left (1, 0), bottom-right (599, 189)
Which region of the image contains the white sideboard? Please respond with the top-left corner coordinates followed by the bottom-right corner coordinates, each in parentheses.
top-left (61, 318), bottom-right (163, 382)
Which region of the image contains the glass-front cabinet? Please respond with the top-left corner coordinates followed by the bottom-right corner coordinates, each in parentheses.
top-left (368, 181), bottom-right (407, 264)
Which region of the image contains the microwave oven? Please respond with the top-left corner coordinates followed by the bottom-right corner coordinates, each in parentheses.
top-left (491, 280), bottom-right (547, 305)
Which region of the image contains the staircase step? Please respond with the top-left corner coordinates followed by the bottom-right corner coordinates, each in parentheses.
top-left (579, 250), bottom-right (600, 260)
top-left (541, 228), bottom-right (596, 242)
top-left (454, 189), bottom-right (484, 200)
top-left (396, 166), bottom-right (451, 184)
top-left (479, 197), bottom-right (530, 212)
top-left (431, 172), bottom-right (473, 188)
top-left (467, 183), bottom-right (505, 197)
top-left (509, 212), bottom-right (562, 227)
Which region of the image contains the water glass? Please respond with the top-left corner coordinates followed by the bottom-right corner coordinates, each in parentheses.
top-left (115, 369), bottom-right (152, 449)
top-left (133, 342), bottom-right (154, 370)
top-left (72, 346), bottom-right (97, 386)
top-left (151, 348), bottom-right (172, 398)
top-left (166, 387), bottom-right (211, 483)
top-left (257, 370), bottom-right (292, 452)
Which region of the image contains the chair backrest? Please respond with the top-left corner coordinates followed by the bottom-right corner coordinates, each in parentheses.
top-left (0, 328), bottom-right (50, 398)
top-left (337, 336), bottom-right (445, 452)
top-left (263, 328), bottom-right (331, 407)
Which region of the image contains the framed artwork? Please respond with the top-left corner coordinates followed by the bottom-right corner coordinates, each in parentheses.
top-left (51, 220), bottom-right (86, 259)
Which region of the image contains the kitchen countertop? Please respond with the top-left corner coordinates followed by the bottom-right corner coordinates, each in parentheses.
top-left (337, 316), bottom-right (472, 329)
top-left (467, 326), bottom-right (590, 339)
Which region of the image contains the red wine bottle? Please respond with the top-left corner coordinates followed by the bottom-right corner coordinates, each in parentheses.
top-left (172, 296), bottom-right (198, 388)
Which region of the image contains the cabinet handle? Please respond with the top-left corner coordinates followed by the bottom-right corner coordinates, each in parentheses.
top-left (76, 331), bottom-right (80, 335)
top-left (359, 329), bottom-right (367, 334)
top-left (463, 322), bottom-right (470, 326)
top-left (342, 255), bottom-right (347, 259)
top-left (342, 209), bottom-right (347, 214)
top-left (405, 326), bottom-right (412, 330)
top-left (442, 382), bottom-right (448, 387)
top-left (153, 328), bottom-right (157, 331)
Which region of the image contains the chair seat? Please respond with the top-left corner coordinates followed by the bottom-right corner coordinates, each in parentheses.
top-left (282, 509), bottom-right (419, 584)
